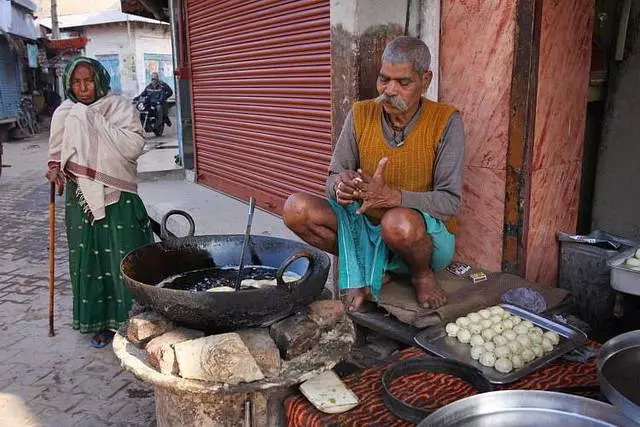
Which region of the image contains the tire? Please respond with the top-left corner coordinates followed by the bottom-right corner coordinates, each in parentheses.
top-left (153, 123), bottom-right (165, 137)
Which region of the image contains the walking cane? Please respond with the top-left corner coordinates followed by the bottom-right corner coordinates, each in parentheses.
top-left (48, 182), bottom-right (56, 337)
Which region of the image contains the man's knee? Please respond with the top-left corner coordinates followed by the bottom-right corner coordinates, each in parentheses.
top-left (381, 208), bottom-right (429, 248)
top-left (283, 193), bottom-right (314, 230)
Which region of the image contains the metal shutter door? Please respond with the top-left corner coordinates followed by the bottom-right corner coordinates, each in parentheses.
top-left (0, 38), bottom-right (21, 120)
top-left (186, 0), bottom-right (331, 214)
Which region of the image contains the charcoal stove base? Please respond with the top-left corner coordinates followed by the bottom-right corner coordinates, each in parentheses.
top-left (113, 317), bottom-right (355, 427)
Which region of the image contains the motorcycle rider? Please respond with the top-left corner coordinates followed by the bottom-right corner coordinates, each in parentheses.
top-left (136, 72), bottom-right (173, 126)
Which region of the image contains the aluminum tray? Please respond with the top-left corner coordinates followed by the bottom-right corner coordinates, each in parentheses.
top-left (418, 390), bottom-right (639, 427)
top-left (414, 304), bottom-right (587, 384)
top-left (608, 248), bottom-right (640, 296)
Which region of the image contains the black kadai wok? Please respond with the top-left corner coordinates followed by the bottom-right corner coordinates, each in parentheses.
top-left (120, 211), bottom-right (331, 332)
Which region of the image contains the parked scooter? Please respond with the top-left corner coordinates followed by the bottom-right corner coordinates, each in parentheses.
top-left (133, 95), bottom-right (166, 136)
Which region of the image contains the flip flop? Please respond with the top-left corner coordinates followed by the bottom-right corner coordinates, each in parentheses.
top-left (89, 330), bottom-right (115, 349)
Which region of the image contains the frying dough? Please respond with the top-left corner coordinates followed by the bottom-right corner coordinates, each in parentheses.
top-left (470, 334), bottom-right (485, 347)
top-left (206, 286), bottom-right (235, 292)
top-left (445, 323), bottom-right (459, 337)
top-left (495, 357), bottom-right (513, 374)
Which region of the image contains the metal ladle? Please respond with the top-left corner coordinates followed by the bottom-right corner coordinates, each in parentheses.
top-left (235, 196), bottom-right (256, 290)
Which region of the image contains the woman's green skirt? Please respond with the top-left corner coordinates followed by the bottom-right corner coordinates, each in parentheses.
top-left (65, 182), bottom-right (154, 333)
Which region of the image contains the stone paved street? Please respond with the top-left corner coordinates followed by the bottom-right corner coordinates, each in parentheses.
top-left (0, 135), bottom-right (156, 426)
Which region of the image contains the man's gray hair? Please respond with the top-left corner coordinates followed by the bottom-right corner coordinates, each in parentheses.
top-left (381, 36), bottom-right (431, 75)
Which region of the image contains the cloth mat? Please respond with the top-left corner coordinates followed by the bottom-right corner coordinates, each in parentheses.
top-left (377, 271), bottom-right (568, 328)
top-left (285, 342), bottom-right (600, 427)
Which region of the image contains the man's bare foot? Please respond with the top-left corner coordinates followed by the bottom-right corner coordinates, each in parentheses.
top-left (342, 287), bottom-right (367, 312)
top-left (382, 273), bottom-right (392, 285)
top-left (412, 271), bottom-right (447, 309)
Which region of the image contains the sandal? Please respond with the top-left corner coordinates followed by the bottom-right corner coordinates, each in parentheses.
top-left (89, 330), bottom-right (115, 349)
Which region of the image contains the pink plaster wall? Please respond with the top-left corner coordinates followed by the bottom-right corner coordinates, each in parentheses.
top-left (525, 0), bottom-right (594, 285)
top-left (440, 0), bottom-right (516, 271)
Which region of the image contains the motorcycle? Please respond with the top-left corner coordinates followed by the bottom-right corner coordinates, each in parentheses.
top-left (133, 96), bottom-right (165, 137)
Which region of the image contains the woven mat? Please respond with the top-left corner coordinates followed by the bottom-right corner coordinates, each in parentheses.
top-left (285, 342), bottom-right (600, 427)
top-left (377, 271), bottom-right (569, 328)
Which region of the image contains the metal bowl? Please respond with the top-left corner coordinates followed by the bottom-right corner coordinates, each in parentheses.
top-left (419, 390), bottom-right (638, 427)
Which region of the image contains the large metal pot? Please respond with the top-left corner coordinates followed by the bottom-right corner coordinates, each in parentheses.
top-left (120, 211), bottom-right (331, 332)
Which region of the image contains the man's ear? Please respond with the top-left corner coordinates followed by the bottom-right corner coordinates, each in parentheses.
top-left (422, 71), bottom-right (433, 91)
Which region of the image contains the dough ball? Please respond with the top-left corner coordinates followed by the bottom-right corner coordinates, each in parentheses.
top-left (470, 346), bottom-right (485, 360)
top-left (481, 319), bottom-right (493, 330)
top-left (493, 334), bottom-right (508, 346)
top-left (501, 319), bottom-right (514, 330)
top-left (503, 330), bottom-right (517, 341)
top-left (445, 323), bottom-right (460, 337)
top-left (522, 321), bottom-right (534, 329)
top-left (507, 340), bottom-right (523, 355)
top-left (456, 317), bottom-right (471, 328)
top-left (489, 306), bottom-right (504, 316)
top-left (470, 334), bottom-right (485, 347)
top-left (502, 311), bottom-right (511, 320)
top-left (469, 323), bottom-right (483, 335)
top-left (481, 329), bottom-right (496, 341)
top-left (530, 326), bottom-right (544, 335)
top-left (528, 333), bottom-right (543, 345)
top-left (541, 338), bottom-right (554, 353)
top-left (521, 349), bottom-right (535, 362)
top-left (468, 313), bottom-right (482, 323)
top-left (514, 324), bottom-right (529, 335)
top-left (492, 323), bottom-right (504, 334)
top-left (480, 351), bottom-right (496, 367)
top-left (511, 316), bottom-right (522, 325)
top-left (543, 331), bottom-right (560, 345)
top-left (478, 309), bottom-right (491, 319)
top-left (457, 328), bottom-right (472, 344)
top-left (511, 354), bottom-right (524, 369)
top-left (495, 357), bottom-right (513, 373)
top-left (531, 344), bottom-right (544, 358)
top-left (483, 341), bottom-right (496, 352)
top-left (495, 345), bottom-right (511, 359)
top-left (490, 315), bottom-right (503, 325)
top-left (516, 334), bottom-right (531, 348)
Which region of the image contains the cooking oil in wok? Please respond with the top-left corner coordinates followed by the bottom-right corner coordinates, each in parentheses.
top-left (157, 266), bottom-right (282, 292)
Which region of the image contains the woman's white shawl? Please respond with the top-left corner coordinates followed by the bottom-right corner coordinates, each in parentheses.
top-left (48, 93), bottom-right (145, 222)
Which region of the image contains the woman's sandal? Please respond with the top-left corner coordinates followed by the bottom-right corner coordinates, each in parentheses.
top-left (89, 330), bottom-right (115, 349)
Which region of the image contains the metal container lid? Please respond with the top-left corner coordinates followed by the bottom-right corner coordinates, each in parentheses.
top-left (419, 390), bottom-right (638, 427)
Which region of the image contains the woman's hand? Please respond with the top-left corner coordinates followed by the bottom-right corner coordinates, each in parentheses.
top-left (45, 167), bottom-right (65, 196)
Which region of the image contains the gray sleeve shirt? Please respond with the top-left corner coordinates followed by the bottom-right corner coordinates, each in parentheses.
top-left (326, 105), bottom-right (465, 221)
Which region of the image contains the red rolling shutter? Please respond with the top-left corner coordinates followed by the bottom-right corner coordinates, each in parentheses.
top-left (185, 0), bottom-right (331, 214)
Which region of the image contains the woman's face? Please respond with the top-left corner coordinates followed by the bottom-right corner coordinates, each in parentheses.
top-left (71, 64), bottom-right (96, 104)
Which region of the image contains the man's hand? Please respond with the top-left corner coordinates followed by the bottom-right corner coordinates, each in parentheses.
top-left (45, 167), bottom-right (65, 196)
top-left (334, 170), bottom-right (361, 205)
top-left (354, 157), bottom-right (401, 214)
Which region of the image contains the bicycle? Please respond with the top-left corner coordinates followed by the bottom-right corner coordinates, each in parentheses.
top-left (16, 97), bottom-right (39, 137)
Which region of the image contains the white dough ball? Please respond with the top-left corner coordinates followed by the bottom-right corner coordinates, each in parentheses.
top-left (495, 345), bottom-right (511, 359)
top-left (445, 323), bottom-right (460, 337)
top-left (469, 323), bottom-right (483, 335)
top-left (516, 334), bottom-right (531, 348)
top-left (456, 317), bottom-right (471, 328)
top-left (470, 334), bottom-right (485, 347)
top-left (514, 325), bottom-right (529, 335)
top-left (490, 315), bottom-right (503, 324)
top-left (457, 328), bottom-right (472, 344)
top-left (532, 344), bottom-right (544, 358)
top-left (495, 357), bottom-right (513, 373)
top-left (470, 346), bottom-right (485, 360)
top-left (541, 338), bottom-right (554, 353)
top-left (529, 333), bottom-right (543, 345)
top-left (511, 316), bottom-right (522, 325)
top-left (483, 341), bottom-right (496, 352)
top-left (489, 306), bottom-right (504, 316)
top-left (543, 331), bottom-right (560, 345)
top-left (511, 354), bottom-right (524, 369)
top-left (521, 349), bottom-right (535, 362)
top-left (501, 319), bottom-right (514, 330)
top-left (530, 326), bottom-right (543, 335)
top-left (493, 335), bottom-right (508, 346)
top-left (480, 351), bottom-right (496, 367)
top-left (503, 330), bottom-right (517, 341)
top-left (478, 309), bottom-right (491, 319)
top-left (481, 329), bottom-right (496, 341)
top-left (468, 313), bottom-right (482, 323)
top-left (492, 323), bottom-right (504, 334)
top-left (507, 340), bottom-right (523, 355)
top-left (522, 321), bottom-right (534, 329)
top-left (502, 311), bottom-right (511, 319)
top-left (481, 319), bottom-right (493, 330)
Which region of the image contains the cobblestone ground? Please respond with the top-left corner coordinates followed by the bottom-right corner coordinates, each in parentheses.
top-left (0, 135), bottom-right (156, 426)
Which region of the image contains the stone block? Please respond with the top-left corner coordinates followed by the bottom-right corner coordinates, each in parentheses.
top-left (307, 300), bottom-right (345, 330)
top-left (270, 313), bottom-right (320, 360)
top-left (237, 329), bottom-right (282, 378)
top-left (127, 312), bottom-right (171, 348)
top-left (145, 327), bottom-right (205, 375)
top-left (173, 333), bottom-right (264, 384)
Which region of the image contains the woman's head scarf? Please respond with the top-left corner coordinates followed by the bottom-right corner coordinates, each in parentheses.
top-left (63, 56), bottom-right (111, 104)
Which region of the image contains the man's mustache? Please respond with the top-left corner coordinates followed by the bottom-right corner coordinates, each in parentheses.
top-left (374, 94), bottom-right (408, 112)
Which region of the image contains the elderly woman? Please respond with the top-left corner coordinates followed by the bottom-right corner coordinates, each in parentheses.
top-left (46, 57), bottom-right (153, 348)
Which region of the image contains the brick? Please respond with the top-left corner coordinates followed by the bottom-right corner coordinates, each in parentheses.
top-left (307, 300), bottom-right (345, 330)
top-left (270, 313), bottom-right (321, 360)
top-left (237, 328), bottom-right (282, 378)
top-left (145, 327), bottom-right (205, 375)
top-left (127, 311), bottom-right (172, 347)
